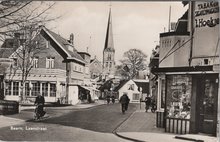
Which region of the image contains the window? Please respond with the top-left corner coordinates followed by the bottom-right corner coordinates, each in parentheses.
top-left (128, 84), bottom-right (134, 90)
top-left (133, 93), bottom-right (140, 100)
top-left (5, 82), bottom-right (12, 95)
top-left (105, 62), bottom-right (108, 68)
top-left (109, 62), bottom-right (112, 68)
top-left (32, 82), bottom-right (40, 96)
top-left (166, 75), bottom-right (192, 119)
top-left (42, 83), bottom-right (48, 97)
top-left (25, 83), bottom-right (30, 96)
top-left (12, 82), bottom-right (19, 96)
top-left (50, 83), bottom-right (56, 97)
top-left (13, 58), bottom-right (17, 66)
top-left (46, 40), bottom-right (49, 48)
top-left (46, 57), bottom-right (55, 69)
top-left (31, 57), bottom-right (39, 68)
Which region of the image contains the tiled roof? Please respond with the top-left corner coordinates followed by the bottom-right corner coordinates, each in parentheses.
top-left (0, 48), bottom-right (15, 58)
top-left (43, 28), bottom-right (86, 64)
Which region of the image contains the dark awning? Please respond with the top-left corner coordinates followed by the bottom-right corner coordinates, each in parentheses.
top-left (151, 65), bottom-right (213, 74)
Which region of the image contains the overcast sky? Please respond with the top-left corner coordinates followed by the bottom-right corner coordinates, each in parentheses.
top-left (47, 1), bottom-right (188, 64)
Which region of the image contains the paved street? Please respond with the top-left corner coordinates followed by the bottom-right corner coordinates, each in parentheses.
top-left (0, 103), bottom-right (137, 141)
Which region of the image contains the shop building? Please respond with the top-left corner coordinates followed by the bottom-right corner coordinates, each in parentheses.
top-left (152, 2), bottom-right (219, 136)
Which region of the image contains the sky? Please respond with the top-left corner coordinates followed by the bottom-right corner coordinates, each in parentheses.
top-left (47, 1), bottom-right (188, 64)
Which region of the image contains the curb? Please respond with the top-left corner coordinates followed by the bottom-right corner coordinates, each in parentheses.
top-left (175, 136), bottom-right (204, 142)
top-left (112, 107), bottom-right (147, 142)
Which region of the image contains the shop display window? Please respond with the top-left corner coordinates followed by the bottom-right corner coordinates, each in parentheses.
top-left (166, 75), bottom-right (192, 119)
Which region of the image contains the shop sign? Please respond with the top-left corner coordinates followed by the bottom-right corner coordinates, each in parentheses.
top-left (192, 1), bottom-right (219, 60)
top-left (195, 1), bottom-right (219, 28)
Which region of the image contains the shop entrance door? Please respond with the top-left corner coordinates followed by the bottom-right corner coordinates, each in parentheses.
top-left (197, 74), bottom-right (218, 135)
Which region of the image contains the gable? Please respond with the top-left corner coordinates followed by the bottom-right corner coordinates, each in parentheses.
top-left (41, 28), bottom-right (85, 65)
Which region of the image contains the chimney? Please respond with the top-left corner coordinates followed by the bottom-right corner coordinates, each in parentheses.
top-left (70, 33), bottom-right (74, 45)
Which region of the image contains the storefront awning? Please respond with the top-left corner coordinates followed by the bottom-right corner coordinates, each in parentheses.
top-left (151, 65), bottom-right (214, 74)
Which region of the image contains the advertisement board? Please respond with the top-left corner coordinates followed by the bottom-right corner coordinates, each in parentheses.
top-left (192, 1), bottom-right (219, 58)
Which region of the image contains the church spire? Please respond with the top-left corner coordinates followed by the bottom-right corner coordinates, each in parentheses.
top-left (104, 8), bottom-right (114, 52)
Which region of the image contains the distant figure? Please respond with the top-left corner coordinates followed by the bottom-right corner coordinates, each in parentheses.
top-left (106, 95), bottom-right (111, 104)
top-left (87, 91), bottom-right (92, 103)
top-left (119, 93), bottom-right (130, 114)
top-left (145, 96), bottom-right (151, 112)
top-left (34, 93), bottom-right (46, 117)
top-left (111, 95), bottom-right (115, 104)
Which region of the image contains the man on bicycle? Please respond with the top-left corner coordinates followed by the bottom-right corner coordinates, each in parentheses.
top-left (34, 93), bottom-right (46, 118)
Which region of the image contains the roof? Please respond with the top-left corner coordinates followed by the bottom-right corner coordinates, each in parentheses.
top-left (113, 80), bottom-right (129, 92)
top-left (0, 38), bottom-right (25, 58)
top-left (0, 48), bottom-right (15, 58)
top-left (42, 27), bottom-right (86, 64)
top-left (104, 9), bottom-right (115, 52)
top-left (133, 80), bottom-right (149, 94)
top-left (160, 10), bottom-right (189, 37)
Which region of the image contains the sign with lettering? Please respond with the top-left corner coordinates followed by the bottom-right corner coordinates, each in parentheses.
top-left (192, 1), bottom-right (219, 59)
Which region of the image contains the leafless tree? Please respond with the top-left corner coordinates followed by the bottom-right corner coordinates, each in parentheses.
top-left (0, 1), bottom-right (56, 42)
top-left (119, 49), bottom-right (148, 79)
top-left (0, 1), bottom-right (57, 102)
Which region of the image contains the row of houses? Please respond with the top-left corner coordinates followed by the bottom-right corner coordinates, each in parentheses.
top-left (0, 26), bottom-right (102, 105)
top-left (149, 1), bottom-right (219, 136)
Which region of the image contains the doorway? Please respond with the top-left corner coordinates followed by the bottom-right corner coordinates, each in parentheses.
top-left (196, 74), bottom-right (218, 135)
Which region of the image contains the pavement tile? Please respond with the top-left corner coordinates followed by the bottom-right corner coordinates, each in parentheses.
top-left (117, 105), bottom-right (217, 142)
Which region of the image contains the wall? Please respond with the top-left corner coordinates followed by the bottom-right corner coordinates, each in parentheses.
top-left (68, 85), bottom-right (79, 105)
top-left (118, 80), bottom-right (140, 102)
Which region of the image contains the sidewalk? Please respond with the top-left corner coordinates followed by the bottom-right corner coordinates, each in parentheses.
top-left (116, 104), bottom-right (217, 142)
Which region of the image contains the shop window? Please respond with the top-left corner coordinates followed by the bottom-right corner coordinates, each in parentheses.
top-left (42, 83), bottom-right (48, 97)
top-left (50, 83), bottom-right (56, 97)
top-left (161, 80), bottom-right (165, 108)
top-left (133, 93), bottom-right (140, 100)
top-left (32, 82), bottom-right (40, 96)
top-left (12, 82), bottom-right (19, 96)
top-left (166, 75), bottom-right (192, 119)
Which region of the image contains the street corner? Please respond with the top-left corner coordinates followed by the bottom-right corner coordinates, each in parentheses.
top-left (0, 115), bottom-right (25, 128)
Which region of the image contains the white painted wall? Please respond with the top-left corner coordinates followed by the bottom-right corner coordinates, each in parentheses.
top-left (68, 85), bottom-right (79, 105)
top-left (118, 80), bottom-right (141, 102)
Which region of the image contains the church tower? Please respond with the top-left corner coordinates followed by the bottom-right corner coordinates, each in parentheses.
top-left (103, 8), bottom-right (115, 80)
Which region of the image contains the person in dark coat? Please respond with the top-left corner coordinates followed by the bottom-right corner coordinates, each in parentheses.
top-left (34, 93), bottom-right (45, 117)
top-left (119, 93), bottom-right (130, 113)
top-left (145, 96), bottom-right (151, 112)
top-left (106, 95), bottom-right (111, 104)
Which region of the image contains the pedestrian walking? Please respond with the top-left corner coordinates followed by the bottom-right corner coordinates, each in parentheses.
top-left (111, 95), bottom-right (115, 104)
top-left (106, 95), bottom-right (111, 104)
top-left (119, 93), bottom-right (130, 114)
top-left (145, 95), bottom-right (151, 112)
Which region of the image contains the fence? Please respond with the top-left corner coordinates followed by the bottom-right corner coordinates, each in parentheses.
top-left (165, 117), bottom-right (190, 134)
top-left (156, 111), bottom-right (165, 128)
top-left (0, 100), bottom-right (19, 115)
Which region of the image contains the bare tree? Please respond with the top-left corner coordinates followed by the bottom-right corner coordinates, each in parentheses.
top-left (0, 1), bottom-right (57, 102)
top-left (0, 1), bottom-right (56, 42)
top-left (119, 49), bottom-right (148, 79)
